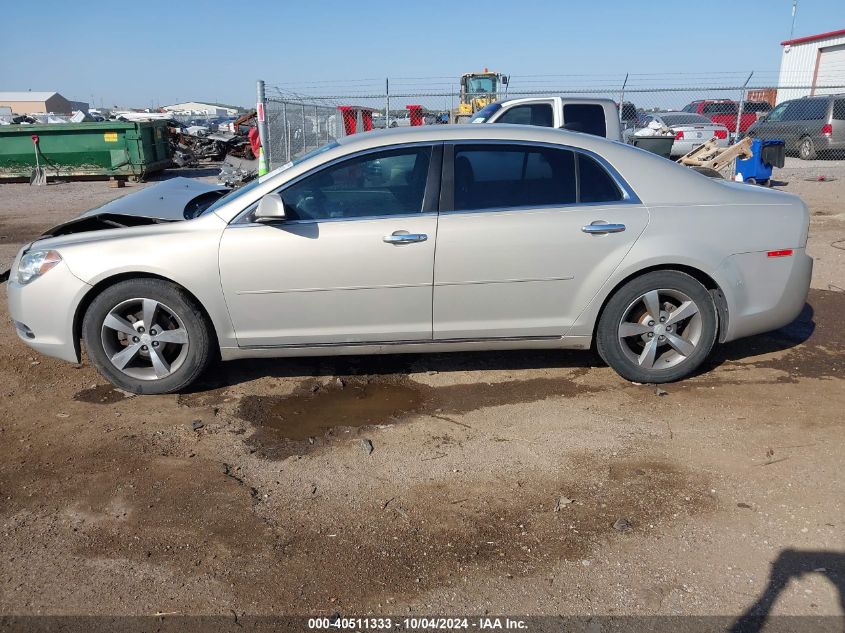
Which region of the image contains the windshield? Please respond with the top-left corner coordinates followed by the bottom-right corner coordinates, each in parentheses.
top-left (466, 76), bottom-right (497, 94)
top-left (470, 102), bottom-right (503, 123)
top-left (200, 141), bottom-right (339, 216)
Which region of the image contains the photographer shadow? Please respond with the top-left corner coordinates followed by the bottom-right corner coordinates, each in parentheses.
top-left (731, 549), bottom-right (845, 633)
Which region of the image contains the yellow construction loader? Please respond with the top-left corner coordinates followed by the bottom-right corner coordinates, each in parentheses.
top-left (449, 69), bottom-right (508, 124)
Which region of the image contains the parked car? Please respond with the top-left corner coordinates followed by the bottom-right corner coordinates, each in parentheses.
top-left (746, 94), bottom-right (845, 160)
top-left (470, 97), bottom-right (623, 141)
top-left (682, 99), bottom-right (757, 134)
top-left (628, 112), bottom-right (730, 157)
top-left (742, 101), bottom-right (772, 121)
top-left (8, 125), bottom-right (811, 393)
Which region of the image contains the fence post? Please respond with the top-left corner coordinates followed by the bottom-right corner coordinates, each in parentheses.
top-left (385, 78), bottom-right (390, 129)
top-left (732, 71), bottom-right (754, 179)
top-left (734, 71), bottom-right (753, 143)
top-left (256, 80), bottom-right (270, 175)
top-left (619, 73), bottom-right (629, 123)
top-left (301, 101), bottom-right (307, 155)
top-left (282, 101), bottom-right (290, 162)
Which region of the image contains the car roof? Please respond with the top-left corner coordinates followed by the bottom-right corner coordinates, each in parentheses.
top-left (335, 123), bottom-right (604, 151)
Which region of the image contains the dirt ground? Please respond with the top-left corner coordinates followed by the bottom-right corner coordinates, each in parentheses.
top-left (0, 163), bottom-right (843, 624)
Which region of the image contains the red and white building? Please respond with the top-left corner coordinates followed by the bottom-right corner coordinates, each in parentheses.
top-left (777, 29), bottom-right (845, 103)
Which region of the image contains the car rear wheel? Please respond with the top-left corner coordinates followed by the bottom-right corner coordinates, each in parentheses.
top-left (82, 279), bottom-right (213, 394)
top-left (596, 271), bottom-right (718, 383)
top-left (799, 136), bottom-right (817, 160)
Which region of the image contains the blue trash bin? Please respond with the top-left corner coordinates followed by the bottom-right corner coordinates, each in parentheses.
top-left (736, 139), bottom-right (785, 184)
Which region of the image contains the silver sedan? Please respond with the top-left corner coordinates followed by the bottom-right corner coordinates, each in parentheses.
top-left (7, 125), bottom-right (812, 393)
top-left (635, 112), bottom-right (730, 157)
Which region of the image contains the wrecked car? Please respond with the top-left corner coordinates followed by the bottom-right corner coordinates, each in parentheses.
top-left (42, 177), bottom-right (229, 237)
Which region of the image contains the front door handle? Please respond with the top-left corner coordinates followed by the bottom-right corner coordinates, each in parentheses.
top-left (582, 222), bottom-right (626, 235)
top-left (383, 231), bottom-right (428, 244)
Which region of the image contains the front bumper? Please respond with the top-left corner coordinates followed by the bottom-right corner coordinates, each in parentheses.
top-left (7, 258), bottom-right (92, 363)
top-left (718, 248), bottom-right (813, 342)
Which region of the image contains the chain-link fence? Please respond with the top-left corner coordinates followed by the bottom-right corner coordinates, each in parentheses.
top-left (261, 73), bottom-right (845, 168)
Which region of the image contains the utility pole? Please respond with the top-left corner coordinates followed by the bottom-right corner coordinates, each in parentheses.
top-left (789, 1), bottom-right (798, 39)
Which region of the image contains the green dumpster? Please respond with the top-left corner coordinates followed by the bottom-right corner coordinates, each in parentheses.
top-left (0, 120), bottom-right (172, 181)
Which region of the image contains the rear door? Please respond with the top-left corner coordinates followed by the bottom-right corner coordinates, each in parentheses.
top-left (433, 142), bottom-right (649, 340)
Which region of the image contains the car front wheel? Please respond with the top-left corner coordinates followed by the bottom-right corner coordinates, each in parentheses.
top-left (82, 279), bottom-right (213, 394)
top-left (596, 271), bottom-right (718, 383)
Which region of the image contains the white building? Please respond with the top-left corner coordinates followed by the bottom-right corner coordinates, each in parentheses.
top-left (777, 28), bottom-right (845, 103)
top-left (162, 101), bottom-right (241, 117)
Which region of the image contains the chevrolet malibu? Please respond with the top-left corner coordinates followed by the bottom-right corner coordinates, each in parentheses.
top-left (7, 125), bottom-right (812, 394)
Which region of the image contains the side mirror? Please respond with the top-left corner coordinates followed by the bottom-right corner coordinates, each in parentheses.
top-left (501, 75), bottom-right (509, 85)
top-left (255, 192), bottom-right (287, 222)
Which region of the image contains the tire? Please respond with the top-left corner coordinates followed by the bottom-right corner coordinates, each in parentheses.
top-left (799, 136), bottom-right (817, 160)
top-left (596, 271), bottom-right (718, 384)
top-left (82, 278), bottom-right (214, 394)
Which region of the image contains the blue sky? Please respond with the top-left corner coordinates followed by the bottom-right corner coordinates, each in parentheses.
top-left (1, 0), bottom-right (843, 108)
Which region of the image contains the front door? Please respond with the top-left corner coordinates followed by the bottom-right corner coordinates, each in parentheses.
top-left (219, 144), bottom-right (440, 347)
top-left (433, 142), bottom-right (649, 340)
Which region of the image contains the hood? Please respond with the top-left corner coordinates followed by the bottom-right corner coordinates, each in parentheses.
top-left (40, 177), bottom-right (230, 238)
top-left (80, 177), bottom-right (228, 221)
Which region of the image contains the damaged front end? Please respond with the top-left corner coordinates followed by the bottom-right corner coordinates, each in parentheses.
top-left (40, 213), bottom-right (177, 238)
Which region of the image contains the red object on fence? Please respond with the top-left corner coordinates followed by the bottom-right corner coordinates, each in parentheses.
top-left (247, 127), bottom-right (261, 157)
top-left (406, 105), bottom-right (424, 126)
top-left (337, 106), bottom-right (377, 135)
top-left (31, 134), bottom-right (39, 144)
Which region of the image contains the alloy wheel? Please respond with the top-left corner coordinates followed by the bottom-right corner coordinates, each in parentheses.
top-left (617, 289), bottom-right (703, 370)
top-left (101, 298), bottom-right (190, 380)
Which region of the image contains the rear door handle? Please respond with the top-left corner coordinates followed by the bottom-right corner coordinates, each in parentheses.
top-left (383, 231), bottom-right (428, 244)
top-left (582, 222), bottom-right (626, 235)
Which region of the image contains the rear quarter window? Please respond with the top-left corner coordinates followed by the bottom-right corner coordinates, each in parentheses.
top-left (833, 99), bottom-right (845, 120)
top-left (578, 155), bottom-right (622, 203)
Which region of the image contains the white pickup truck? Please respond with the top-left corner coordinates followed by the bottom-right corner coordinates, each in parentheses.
top-left (469, 97), bottom-right (623, 141)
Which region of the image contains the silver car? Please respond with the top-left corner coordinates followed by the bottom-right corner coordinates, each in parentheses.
top-left (7, 125), bottom-right (812, 394)
top-left (633, 112), bottom-right (730, 157)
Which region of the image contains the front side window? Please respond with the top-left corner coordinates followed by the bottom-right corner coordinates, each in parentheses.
top-left (765, 102), bottom-right (790, 122)
top-left (496, 104), bottom-right (554, 127)
top-left (562, 104), bottom-right (607, 137)
top-left (453, 144), bottom-right (576, 211)
top-left (280, 147), bottom-right (431, 221)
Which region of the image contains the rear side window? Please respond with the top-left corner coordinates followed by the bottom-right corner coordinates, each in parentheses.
top-left (495, 104), bottom-right (554, 127)
top-left (562, 104), bottom-right (607, 137)
top-left (797, 99), bottom-right (828, 121)
top-left (578, 154), bottom-right (623, 203)
top-left (452, 144), bottom-right (576, 210)
top-left (703, 102), bottom-right (737, 114)
top-left (832, 99), bottom-right (845, 120)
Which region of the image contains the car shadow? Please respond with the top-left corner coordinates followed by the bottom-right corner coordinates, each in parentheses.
top-left (186, 299), bottom-right (819, 394)
top-left (703, 301), bottom-right (816, 370)
top-left (730, 549), bottom-right (845, 633)
top-left (185, 348), bottom-right (599, 394)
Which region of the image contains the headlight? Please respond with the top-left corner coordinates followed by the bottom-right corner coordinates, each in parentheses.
top-left (17, 250), bottom-right (62, 285)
